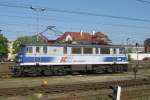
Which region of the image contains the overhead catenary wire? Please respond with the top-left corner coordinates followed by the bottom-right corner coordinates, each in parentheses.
top-left (0, 2), bottom-right (150, 32)
top-left (0, 15), bottom-right (150, 40)
top-left (0, 12), bottom-right (150, 30)
top-left (0, 3), bottom-right (150, 23)
top-left (1, 19), bottom-right (150, 30)
top-left (1, 22), bottom-right (150, 36)
top-left (136, 0), bottom-right (150, 4)
top-left (0, 2), bottom-right (149, 41)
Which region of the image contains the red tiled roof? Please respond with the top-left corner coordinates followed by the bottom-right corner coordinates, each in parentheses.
top-left (48, 40), bottom-right (56, 44)
top-left (56, 31), bottom-right (112, 44)
top-left (56, 32), bottom-right (92, 42)
top-left (93, 32), bottom-right (112, 43)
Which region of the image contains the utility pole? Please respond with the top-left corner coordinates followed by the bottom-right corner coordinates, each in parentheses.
top-left (133, 42), bottom-right (139, 79)
top-left (126, 38), bottom-right (130, 53)
top-left (30, 6), bottom-right (46, 42)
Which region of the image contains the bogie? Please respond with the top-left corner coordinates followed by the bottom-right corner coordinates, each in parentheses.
top-left (12, 64), bottom-right (128, 76)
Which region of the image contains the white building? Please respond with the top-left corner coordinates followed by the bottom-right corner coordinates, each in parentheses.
top-left (124, 45), bottom-right (145, 53)
top-left (129, 53), bottom-right (150, 60)
top-left (7, 41), bottom-right (15, 61)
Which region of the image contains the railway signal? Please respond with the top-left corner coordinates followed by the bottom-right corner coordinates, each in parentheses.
top-left (109, 85), bottom-right (121, 100)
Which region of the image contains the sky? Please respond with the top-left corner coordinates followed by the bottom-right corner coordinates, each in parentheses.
top-left (0, 0), bottom-right (150, 44)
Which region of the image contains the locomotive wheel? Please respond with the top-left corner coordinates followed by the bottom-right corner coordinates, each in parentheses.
top-left (40, 70), bottom-right (53, 76)
top-left (13, 66), bottom-right (25, 77)
top-left (54, 70), bottom-right (66, 76)
top-left (40, 70), bottom-right (45, 76)
top-left (53, 66), bottom-right (66, 76)
top-left (14, 70), bottom-right (22, 77)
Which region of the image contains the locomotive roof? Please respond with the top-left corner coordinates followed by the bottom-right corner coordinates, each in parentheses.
top-left (21, 43), bottom-right (125, 48)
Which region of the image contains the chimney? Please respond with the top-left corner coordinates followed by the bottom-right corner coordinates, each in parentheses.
top-left (92, 31), bottom-right (95, 36)
top-left (80, 30), bottom-right (83, 37)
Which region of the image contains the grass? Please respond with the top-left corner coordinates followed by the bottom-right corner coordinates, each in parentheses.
top-left (0, 95), bottom-right (42, 100)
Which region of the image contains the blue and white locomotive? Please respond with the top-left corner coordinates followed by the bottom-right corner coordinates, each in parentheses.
top-left (12, 44), bottom-right (128, 76)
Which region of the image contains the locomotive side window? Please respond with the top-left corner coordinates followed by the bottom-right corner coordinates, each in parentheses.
top-left (43, 46), bottom-right (47, 54)
top-left (72, 48), bottom-right (81, 54)
top-left (100, 48), bottom-right (110, 54)
top-left (119, 48), bottom-right (125, 54)
top-left (64, 47), bottom-right (67, 54)
top-left (36, 46), bottom-right (40, 53)
top-left (48, 47), bottom-right (64, 55)
top-left (27, 47), bottom-right (32, 53)
top-left (95, 48), bottom-right (99, 54)
top-left (83, 48), bottom-right (93, 54)
top-left (113, 48), bottom-right (116, 54)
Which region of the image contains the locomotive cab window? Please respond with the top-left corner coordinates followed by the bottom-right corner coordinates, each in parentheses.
top-left (72, 47), bottom-right (81, 54)
top-left (26, 47), bottom-right (33, 53)
top-left (43, 46), bottom-right (47, 54)
top-left (83, 48), bottom-right (93, 54)
top-left (100, 48), bottom-right (110, 54)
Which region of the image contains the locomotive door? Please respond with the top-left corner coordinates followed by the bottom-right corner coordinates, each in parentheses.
top-left (114, 48), bottom-right (121, 63)
top-left (35, 46), bottom-right (41, 64)
top-left (113, 48), bottom-right (117, 64)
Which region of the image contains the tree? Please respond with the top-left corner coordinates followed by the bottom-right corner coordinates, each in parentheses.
top-left (13, 35), bottom-right (41, 54)
top-left (0, 34), bottom-right (8, 61)
top-left (144, 38), bottom-right (150, 46)
top-left (144, 38), bottom-right (150, 53)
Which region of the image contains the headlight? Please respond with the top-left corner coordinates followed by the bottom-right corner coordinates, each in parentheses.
top-left (16, 57), bottom-right (22, 63)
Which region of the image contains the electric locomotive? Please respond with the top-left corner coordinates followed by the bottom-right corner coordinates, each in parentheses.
top-left (12, 43), bottom-right (128, 76)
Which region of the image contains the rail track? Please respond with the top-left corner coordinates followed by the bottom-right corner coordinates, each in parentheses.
top-left (0, 79), bottom-right (150, 97)
top-left (0, 67), bottom-right (150, 79)
top-left (0, 73), bottom-right (12, 79)
top-left (51, 87), bottom-right (150, 100)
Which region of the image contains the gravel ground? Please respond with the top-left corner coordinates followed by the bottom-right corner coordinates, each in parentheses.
top-left (0, 62), bottom-right (14, 73)
top-left (0, 62), bottom-right (150, 100)
top-left (0, 71), bottom-right (149, 89)
top-left (1, 84), bottom-right (150, 100)
top-left (0, 62), bottom-right (150, 89)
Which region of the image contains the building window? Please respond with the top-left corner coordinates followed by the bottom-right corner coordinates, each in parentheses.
top-left (43, 46), bottom-right (47, 54)
top-left (72, 48), bottom-right (81, 54)
top-left (83, 48), bottom-right (93, 54)
top-left (27, 47), bottom-right (32, 53)
top-left (36, 46), bottom-right (40, 53)
top-left (101, 48), bottom-right (110, 54)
